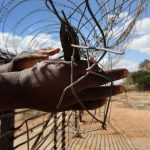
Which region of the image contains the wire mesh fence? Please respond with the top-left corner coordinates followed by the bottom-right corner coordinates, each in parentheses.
top-left (0, 108), bottom-right (70, 149)
top-left (0, 106), bottom-right (138, 150)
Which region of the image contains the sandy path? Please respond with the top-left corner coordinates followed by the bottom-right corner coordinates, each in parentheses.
top-left (69, 92), bottom-right (150, 150)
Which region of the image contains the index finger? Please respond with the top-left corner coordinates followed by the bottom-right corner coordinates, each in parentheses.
top-left (37, 48), bottom-right (60, 56)
top-left (76, 69), bottom-right (128, 90)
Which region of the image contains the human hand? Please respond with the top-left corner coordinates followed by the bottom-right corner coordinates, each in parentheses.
top-left (15, 60), bottom-right (128, 112)
top-left (8, 48), bottom-right (60, 71)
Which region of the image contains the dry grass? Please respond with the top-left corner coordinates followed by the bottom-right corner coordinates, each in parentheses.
top-left (113, 91), bottom-right (150, 106)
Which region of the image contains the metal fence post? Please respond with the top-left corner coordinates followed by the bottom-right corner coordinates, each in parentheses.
top-left (0, 110), bottom-right (15, 150)
top-left (75, 111), bottom-right (78, 130)
top-left (54, 113), bottom-right (57, 150)
top-left (62, 112), bottom-right (66, 150)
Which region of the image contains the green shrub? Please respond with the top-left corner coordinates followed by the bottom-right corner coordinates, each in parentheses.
top-left (130, 71), bottom-right (150, 91)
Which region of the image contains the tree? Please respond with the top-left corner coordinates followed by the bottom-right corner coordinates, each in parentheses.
top-left (124, 59), bottom-right (150, 91)
top-left (131, 71), bottom-right (150, 91)
top-left (139, 59), bottom-right (150, 72)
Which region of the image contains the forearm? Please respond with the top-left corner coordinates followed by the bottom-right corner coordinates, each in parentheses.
top-left (0, 72), bottom-right (21, 110)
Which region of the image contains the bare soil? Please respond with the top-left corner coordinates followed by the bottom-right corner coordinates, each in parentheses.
top-left (110, 91), bottom-right (150, 150)
top-left (69, 91), bottom-right (150, 150)
top-left (14, 91), bottom-right (150, 150)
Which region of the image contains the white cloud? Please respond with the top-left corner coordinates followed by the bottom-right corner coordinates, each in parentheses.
top-left (128, 34), bottom-right (150, 55)
top-left (135, 18), bottom-right (150, 35)
top-left (114, 59), bottom-right (139, 72)
top-left (0, 32), bottom-right (61, 54)
top-left (125, 17), bottom-right (150, 55)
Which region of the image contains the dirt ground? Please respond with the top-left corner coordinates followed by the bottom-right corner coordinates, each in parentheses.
top-left (13, 91), bottom-right (150, 150)
top-left (110, 91), bottom-right (150, 150)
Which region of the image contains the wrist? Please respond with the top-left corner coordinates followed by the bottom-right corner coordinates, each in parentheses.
top-left (0, 72), bottom-right (21, 110)
top-left (0, 63), bottom-right (11, 73)
top-left (7, 60), bottom-right (16, 72)
top-left (4, 59), bottom-right (18, 72)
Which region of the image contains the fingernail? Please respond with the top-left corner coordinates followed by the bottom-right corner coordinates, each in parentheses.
top-left (89, 56), bottom-right (95, 62)
top-left (115, 86), bottom-right (124, 93)
top-left (56, 48), bottom-right (60, 50)
top-left (118, 86), bottom-right (124, 92)
top-left (53, 48), bottom-right (60, 52)
top-left (115, 85), bottom-right (124, 93)
top-left (123, 69), bottom-right (129, 77)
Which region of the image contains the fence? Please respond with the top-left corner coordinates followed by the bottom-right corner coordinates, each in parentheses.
top-left (0, 109), bottom-right (138, 150)
top-left (0, 107), bottom-right (86, 150)
top-left (0, 109), bottom-right (77, 150)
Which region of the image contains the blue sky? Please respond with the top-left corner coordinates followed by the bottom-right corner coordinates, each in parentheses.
top-left (0, 0), bottom-right (149, 71)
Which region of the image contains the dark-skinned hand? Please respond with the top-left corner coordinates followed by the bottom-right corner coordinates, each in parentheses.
top-left (7, 48), bottom-right (60, 71)
top-left (13, 60), bottom-right (128, 112)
